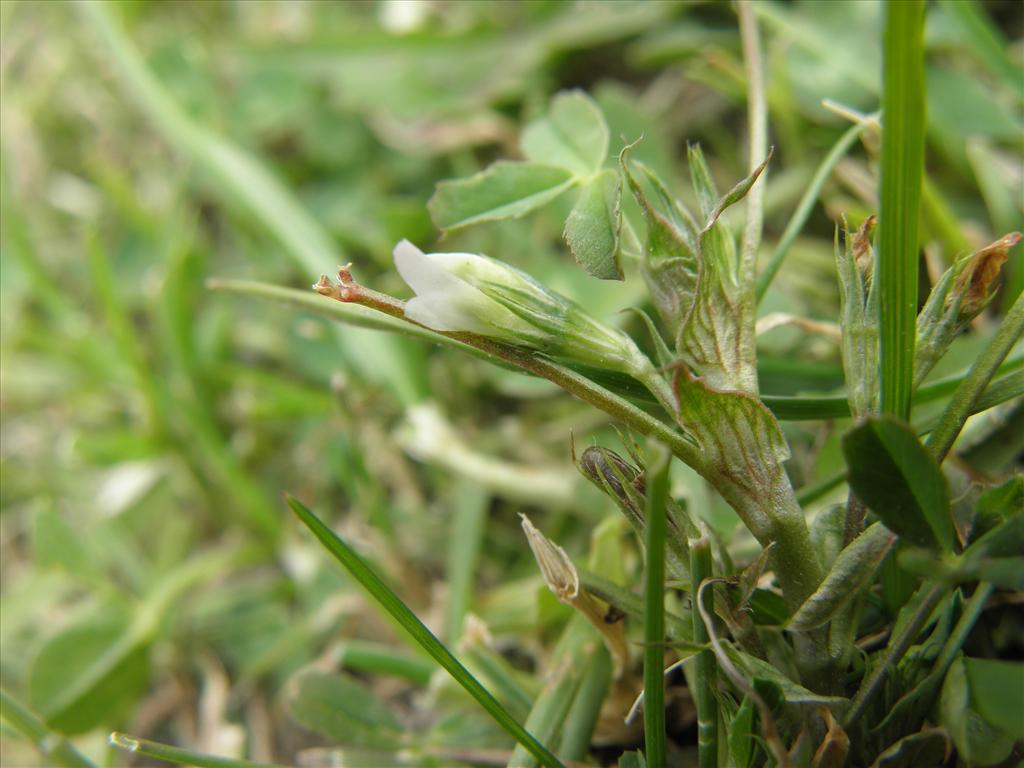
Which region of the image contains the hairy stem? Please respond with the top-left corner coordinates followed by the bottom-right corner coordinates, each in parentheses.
top-left (642, 446), bottom-right (671, 768)
top-left (690, 538), bottom-right (718, 768)
top-left (843, 581), bottom-right (946, 729)
top-left (324, 273), bottom-right (824, 608)
top-left (738, 0), bottom-right (768, 394)
top-left (926, 291), bottom-right (1024, 463)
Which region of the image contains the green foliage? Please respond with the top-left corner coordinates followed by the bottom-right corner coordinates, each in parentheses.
top-left (288, 671), bottom-right (403, 747)
top-left (2, 2), bottom-right (1021, 767)
top-left (939, 657), bottom-right (1018, 766)
top-left (842, 417), bottom-right (953, 551)
top-left (28, 614), bottom-right (149, 735)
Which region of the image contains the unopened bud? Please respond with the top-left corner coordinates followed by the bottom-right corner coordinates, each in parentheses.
top-left (393, 240), bottom-right (655, 378)
top-left (949, 232), bottom-right (1021, 319)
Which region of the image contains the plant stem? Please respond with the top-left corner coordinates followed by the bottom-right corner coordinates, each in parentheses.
top-left (738, 0), bottom-right (768, 316)
top-left (508, 616), bottom-right (600, 768)
top-left (690, 538), bottom-right (718, 768)
top-left (878, 0), bottom-right (927, 420)
top-left (756, 119), bottom-right (870, 303)
top-left (642, 445), bottom-right (671, 768)
top-left (109, 733), bottom-right (286, 768)
top-left (737, 0), bottom-right (769, 397)
top-left (0, 690), bottom-right (96, 768)
top-left (843, 581), bottom-right (945, 729)
top-left (325, 274), bottom-right (828, 607)
top-left (926, 291), bottom-right (1024, 463)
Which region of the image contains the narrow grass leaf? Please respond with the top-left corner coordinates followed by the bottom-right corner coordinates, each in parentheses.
top-left (444, 482), bottom-right (489, 644)
top-left (110, 733), bottom-right (287, 768)
top-left (0, 690), bottom-right (96, 768)
top-left (756, 119), bottom-right (870, 303)
top-left (937, 0), bottom-right (1023, 93)
top-left (877, 0), bottom-right (927, 419)
top-left (286, 497), bottom-right (564, 768)
top-left (642, 444), bottom-right (671, 768)
top-left (843, 416), bottom-right (952, 550)
top-left (925, 291), bottom-right (1024, 463)
top-left (689, 537), bottom-right (718, 768)
top-left (507, 617), bottom-right (598, 768)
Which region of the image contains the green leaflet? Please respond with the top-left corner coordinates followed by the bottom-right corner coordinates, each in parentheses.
top-left (870, 727), bottom-right (949, 768)
top-left (429, 90), bottom-right (626, 281)
top-left (788, 523), bottom-right (895, 631)
top-left (428, 161), bottom-right (575, 231)
top-left (970, 474), bottom-right (1024, 542)
top-left (724, 646), bottom-right (849, 712)
top-left (842, 416), bottom-right (954, 551)
top-left (962, 658), bottom-right (1024, 740)
top-left (939, 657), bottom-right (1017, 766)
top-left (288, 671), bottom-right (404, 748)
top-left (563, 169), bottom-right (623, 280)
top-left (727, 696), bottom-right (758, 768)
top-left (27, 613), bottom-right (148, 735)
top-left (521, 90), bottom-right (609, 177)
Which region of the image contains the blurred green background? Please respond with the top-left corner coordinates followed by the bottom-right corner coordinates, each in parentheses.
top-left (1, 1), bottom-right (1020, 765)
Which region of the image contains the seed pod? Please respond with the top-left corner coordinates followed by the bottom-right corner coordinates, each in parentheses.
top-left (576, 445), bottom-right (696, 581)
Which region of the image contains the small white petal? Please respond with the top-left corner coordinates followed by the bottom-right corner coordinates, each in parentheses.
top-left (393, 239), bottom-right (539, 340)
top-left (404, 294), bottom-right (490, 334)
top-left (394, 239), bottom-right (464, 297)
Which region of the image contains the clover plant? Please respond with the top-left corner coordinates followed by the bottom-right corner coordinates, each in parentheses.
top-left (2, 2), bottom-right (1021, 768)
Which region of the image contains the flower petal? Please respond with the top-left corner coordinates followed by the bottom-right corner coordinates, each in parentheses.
top-left (393, 239), bottom-right (533, 338)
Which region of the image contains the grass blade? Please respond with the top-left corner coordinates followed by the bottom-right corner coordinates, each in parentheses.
top-left (110, 733), bottom-right (285, 768)
top-left (878, 0), bottom-right (927, 419)
top-left (507, 617), bottom-right (599, 768)
top-left (762, 355), bottom-right (1022, 420)
top-left (0, 690), bottom-right (96, 768)
top-left (642, 444), bottom-right (671, 768)
top-left (937, 0), bottom-right (1023, 93)
top-left (445, 481), bottom-right (489, 644)
top-left (926, 292), bottom-right (1024, 462)
top-left (756, 120), bottom-right (871, 304)
top-left (286, 496), bottom-right (565, 768)
top-left (77, 0), bottom-right (427, 406)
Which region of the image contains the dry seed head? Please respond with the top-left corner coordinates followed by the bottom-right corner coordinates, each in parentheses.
top-left (951, 232), bottom-right (1021, 317)
top-left (519, 513), bottom-right (579, 601)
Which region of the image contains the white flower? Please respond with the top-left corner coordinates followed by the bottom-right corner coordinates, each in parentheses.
top-left (393, 239), bottom-right (546, 346)
top-left (393, 240), bottom-right (654, 377)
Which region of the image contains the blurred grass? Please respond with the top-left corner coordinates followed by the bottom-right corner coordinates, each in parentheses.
top-left (1, 1), bottom-right (1020, 765)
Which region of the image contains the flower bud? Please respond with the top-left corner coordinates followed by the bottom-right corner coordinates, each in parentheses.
top-left (576, 444), bottom-right (696, 580)
top-left (916, 231), bottom-right (1021, 386)
top-left (394, 240), bottom-right (654, 378)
